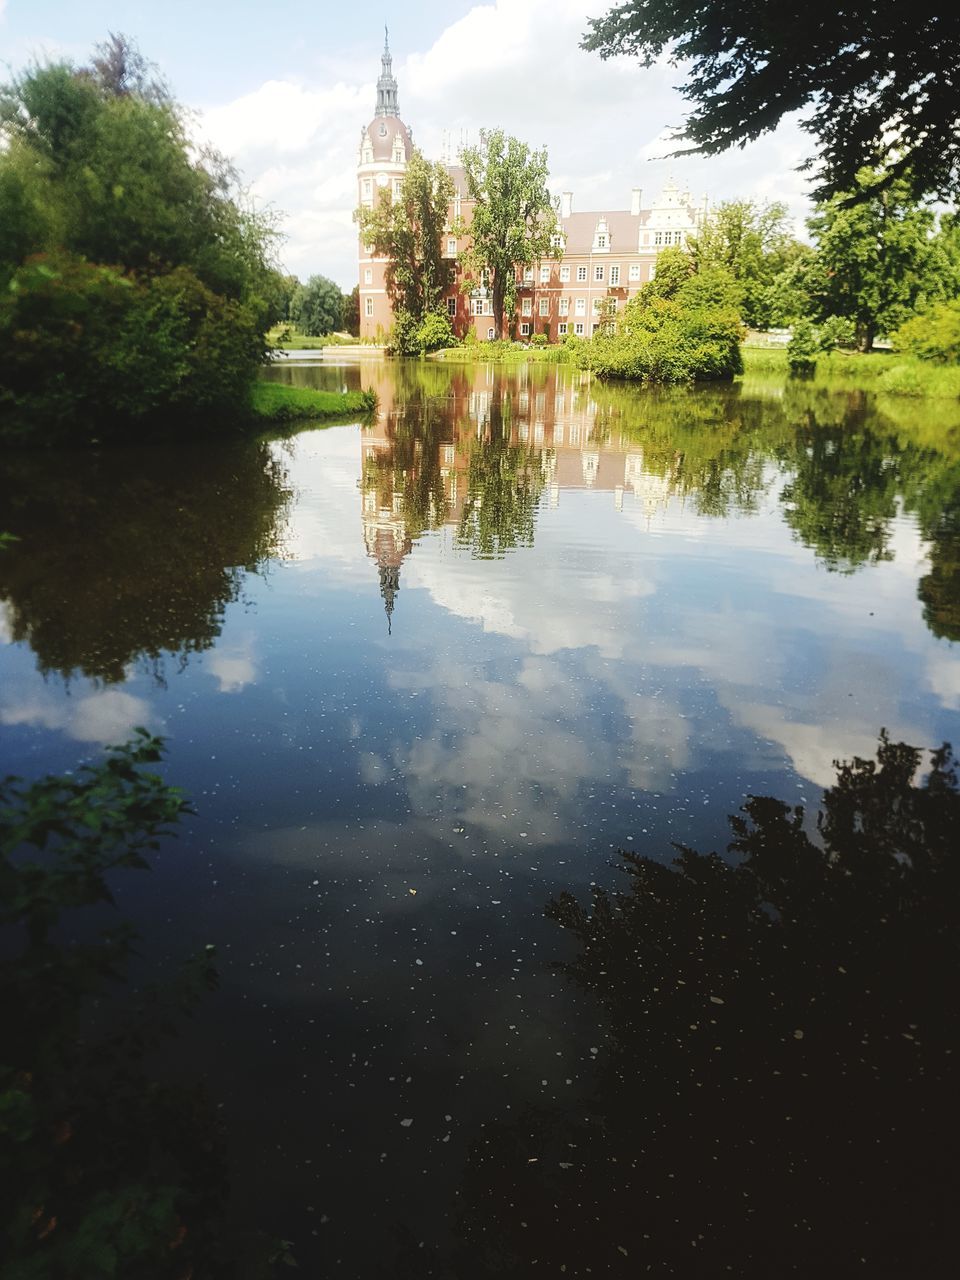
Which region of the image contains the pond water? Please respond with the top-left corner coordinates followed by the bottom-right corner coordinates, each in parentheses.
top-left (2, 359), bottom-right (960, 1274)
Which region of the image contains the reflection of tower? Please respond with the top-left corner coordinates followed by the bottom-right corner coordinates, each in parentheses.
top-left (379, 564), bottom-right (400, 634)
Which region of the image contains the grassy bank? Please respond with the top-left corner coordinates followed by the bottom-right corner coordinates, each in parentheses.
top-left (250, 381), bottom-right (376, 425)
top-left (741, 346), bottom-right (960, 398)
top-left (267, 326), bottom-right (362, 351)
top-left (431, 340), bottom-right (572, 364)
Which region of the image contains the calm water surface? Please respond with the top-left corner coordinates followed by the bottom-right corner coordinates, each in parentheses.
top-left (2, 359), bottom-right (959, 1274)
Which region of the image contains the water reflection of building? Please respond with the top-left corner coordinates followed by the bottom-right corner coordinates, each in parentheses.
top-left (359, 366), bottom-right (685, 627)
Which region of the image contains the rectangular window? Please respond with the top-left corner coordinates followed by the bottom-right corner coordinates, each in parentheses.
top-left (520, 322), bottom-right (531, 336)
top-left (592, 322), bottom-right (601, 333)
top-left (649, 265), bottom-right (657, 280)
top-left (472, 299), bottom-right (483, 316)
top-left (628, 264), bottom-right (641, 281)
top-left (558, 297), bottom-right (569, 316)
top-left (447, 237), bottom-right (457, 256)
top-left (597, 234), bottom-right (607, 248)
top-left (521, 298), bottom-right (533, 316)
top-left (393, 179), bottom-right (402, 198)
top-left (540, 264), bottom-right (550, 283)
top-left (539, 298), bottom-right (550, 317)
top-left (363, 179), bottom-right (372, 198)
top-left (558, 322), bottom-right (568, 336)
top-left (364, 297), bottom-right (373, 317)
top-left (576, 265), bottom-right (587, 282)
top-left (447, 296), bottom-right (457, 317)
top-left (574, 322), bottom-right (585, 336)
top-left (487, 327), bottom-right (495, 339)
top-left (559, 265), bottom-right (570, 282)
top-left (592, 297), bottom-right (603, 314)
top-left (654, 231), bottom-right (664, 246)
top-left (610, 265), bottom-right (620, 286)
top-left (594, 264), bottom-right (604, 282)
top-left (575, 298), bottom-right (586, 315)
top-left (523, 267), bottom-right (534, 283)
top-left (364, 267), bottom-right (372, 284)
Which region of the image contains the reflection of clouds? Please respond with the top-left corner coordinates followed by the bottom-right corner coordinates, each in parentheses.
top-left (275, 430), bottom-right (371, 585)
top-left (406, 526), bottom-right (657, 660)
top-left (925, 649), bottom-right (960, 712)
top-left (207, 637), bottom-right (258, 693)
top-left (0, 687), bottom-right (156, 744)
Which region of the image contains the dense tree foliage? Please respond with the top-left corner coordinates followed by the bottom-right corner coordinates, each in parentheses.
top-left (806, 172), bottom-right (941, 350)
top-left (590, 247), bottom-right (743, 383)
top-left (341, 283), bottom-right (360, 337)
top-left (582, 4), bottom-right (960, 204)
top-left (690, 199), bottom-right (811, 328)
top-left (895, 300), bottom-right (960, 364)
top-left (357, 150), bottom-right (456, 354)
top-left (459, 130), bottom-right (558, 341)
top-left (0, 36), bottom-right (282, 439)
top-left (289, 274), bottom-right (343, 337)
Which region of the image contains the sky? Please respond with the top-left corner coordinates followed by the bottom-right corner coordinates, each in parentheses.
top-left (1, 0), bottom-right (814, 290)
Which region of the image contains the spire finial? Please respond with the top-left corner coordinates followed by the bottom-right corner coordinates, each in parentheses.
top-left (375, 28), bottom-right (399, 117)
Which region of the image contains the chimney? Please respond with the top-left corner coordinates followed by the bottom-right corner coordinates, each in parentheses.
top-left (561, 191), bottom-right (573, 219)
top-left (631, 187), bottom-right (642, 216)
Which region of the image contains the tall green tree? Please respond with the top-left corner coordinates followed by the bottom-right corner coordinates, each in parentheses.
top-left (690, 200), bottom-right (811, 328)
top-left (357, 150), bottom-right (455, 347)
top-left (290, 274), bottom-right (343, 337)
top-left (582, 4), bottom-right (960, 204)
top-left (458, 129), bottom-right (557, 341)
top-left (0, 36), bottom-right (280, 438)
top-left (342, 283), bottom-right (360, 336)
top-left (807, 172), bottom-right (939, 350)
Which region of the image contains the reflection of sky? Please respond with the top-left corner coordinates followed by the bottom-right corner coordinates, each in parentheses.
top-left (2, 366), bottom-right (959, 1270)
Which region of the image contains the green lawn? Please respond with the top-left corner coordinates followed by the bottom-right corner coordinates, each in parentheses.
top-left (250, 381), bottom-right (376, 425)
top-left (741, 346), bottom-right (960, 398)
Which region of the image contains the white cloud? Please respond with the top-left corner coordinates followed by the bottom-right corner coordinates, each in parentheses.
top-left (0, 687), bottom-right (157, 744)
top-left (206, 636), bottom-right (258, 693)
top-left (197, 0), bottom-right (817, 288)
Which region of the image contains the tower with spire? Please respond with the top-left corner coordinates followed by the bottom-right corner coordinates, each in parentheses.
top-left (357, 30), bottom-right (413, 340)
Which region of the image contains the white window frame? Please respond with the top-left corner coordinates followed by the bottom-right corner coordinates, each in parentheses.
top-left (523, 267), bottom-right (534, 283)
top-left (558, 322), bottom-right (568, 336)
top-left (364, 267), bottom-right (372, 284)
top-left (574, 321), bottom-right (585, 336)
top-left (594, 264), bottom-right (604, 282)
top-left (559, 265), bottom-right (570, 282)
top-left (364, 297), bottom-right (373, 317)
top-left (558, 297), bottom-right (569, 316)
top-left (628, 264), bottom-right (641, 282)
top-left (521, 298), bottom-right (533, 317)
top-left (576, 265), bottom-right (587, 282)
top-left (447, 237), bottom-right (457, 257)
top-left (540, 264), bottom-right (550, 283)
top-left (520, 322), bottom-right (531, 337)
top-left (539, 298), bottom-right (550, 317)
top-left (487, 327), bottom-right (495, 339)
top-left (610, 265), bottom-right (620, 286)
top-left (447, 296), bottom-right (457, 317)
top-left (575, 298), bottom-right (586, 316)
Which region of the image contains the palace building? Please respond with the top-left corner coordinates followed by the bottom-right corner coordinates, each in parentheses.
top-left (358, 34), bottom-right (708, 343)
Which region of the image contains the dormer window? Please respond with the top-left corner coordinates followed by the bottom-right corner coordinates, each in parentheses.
top-left (593, 218), bottom-right (610, 251)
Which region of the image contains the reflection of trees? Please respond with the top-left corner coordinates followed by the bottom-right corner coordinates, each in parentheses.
top-left (455, 401), bottom-right (548, 558)
top-left (919, 503), bottom-right (960, 641)
top-left (0, 442), bottom-right (290, 682)
top-left (450, 733), bottom-right (960, 1276)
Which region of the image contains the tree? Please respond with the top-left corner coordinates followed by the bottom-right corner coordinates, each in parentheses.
top-left (290, 274), bottom-right (343, 337)
top-left (582, 4), bottom-right (960, 204)
top-left (342, 283), bottom-right (360, 336)
top-left (357, 150), bottom-right (454, 351)
top-left (786, 317), bottom-right (818, 374)
top-left (459, 129), bottom-right (558, 341)
top-left (690, 200), bottom-right (810, 328)
top-left (0, 38), bottom-right (280, 437)
top-left (807, 172), bottom-right (940, 350)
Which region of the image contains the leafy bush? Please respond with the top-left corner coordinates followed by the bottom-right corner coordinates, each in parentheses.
top-left (787, 317), bottom-right (819, 374)
top-left (590, 265), bottom-right (743, 384)
top-left (417, 309), bottom-right (459, 353)
top-left (894, 300), bottom-right (960, 364)
top-left (0, 253), bottom-right (264, 439)
top-left (818, 315), bottom-right (857, 352)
